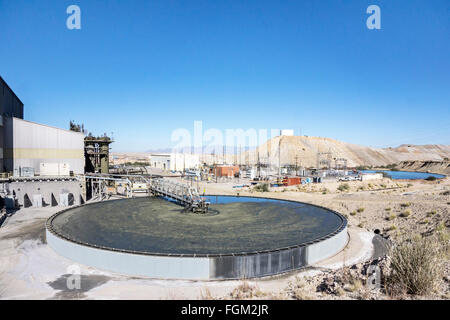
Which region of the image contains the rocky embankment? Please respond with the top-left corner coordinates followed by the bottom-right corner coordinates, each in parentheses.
top-left (396, 160), bottom-right (450, 175)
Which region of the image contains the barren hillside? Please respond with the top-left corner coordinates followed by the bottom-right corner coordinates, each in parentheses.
top-left (396, 160), bottom-right (450, 175)
top-left (243, 136), bottom-right (450, 169)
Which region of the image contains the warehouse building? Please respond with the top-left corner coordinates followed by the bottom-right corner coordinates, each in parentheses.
top-left (150, 153), bottom-right (200, 172)
top-left (0, 76), bottom-right (84, 176)
top-left (3, 117), bottom-right (85, 175)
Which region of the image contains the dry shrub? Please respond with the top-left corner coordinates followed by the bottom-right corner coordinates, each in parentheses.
top-left (199, 287), bottom-right (215, 300)
top-left (386, 235), bottom-right (445, 296)
top-left (386, 214), bottom-right (396, 221)
top-left (341, 267), bottom-right (363, 293)
top-left (265, 292), bottom-right (288, 300)
top-left (435, 222), bottom-right (450, 258)
top-left (335, 287), bottom-right (346, 296)
top-left (288, 277), bottom-right (313, 300)
top-left (387, 225), bottom-right (397, 231)
top-left (229, 281), bottom-right (264, 299)
top-left (399, 210), bottom-right (411, 218)
top-left (254, 184), bottom-right (269, 192)
top-left (348, 279), bottom-right (363, 292)
top-left (337, 183), bottom-right (350, 192)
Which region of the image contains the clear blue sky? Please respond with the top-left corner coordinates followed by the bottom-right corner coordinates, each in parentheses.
top-left (1, 0), bottom-right (449, 152)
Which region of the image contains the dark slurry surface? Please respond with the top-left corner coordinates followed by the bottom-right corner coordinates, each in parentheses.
top-left (50, 196), bottom-right (344, 255)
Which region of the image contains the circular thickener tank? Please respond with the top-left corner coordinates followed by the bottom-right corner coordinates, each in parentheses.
top-left (46, 195), bottom-right (348, 280)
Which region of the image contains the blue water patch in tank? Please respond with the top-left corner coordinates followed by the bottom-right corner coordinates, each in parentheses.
top-left (205, 195), bottom-right (286, 205)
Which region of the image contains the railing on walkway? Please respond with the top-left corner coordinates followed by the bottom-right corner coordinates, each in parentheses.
top-left (149, 178), bottom-right (210, 213)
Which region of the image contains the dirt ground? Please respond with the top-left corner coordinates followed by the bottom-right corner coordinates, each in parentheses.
top-left (195, 177), bottom-right (449, 240)
top-left (0, 176), bottom-right (448, 300)
top-left (192, 176), bottom-right (450, 300)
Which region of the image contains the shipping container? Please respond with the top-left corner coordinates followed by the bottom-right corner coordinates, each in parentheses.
top-left (282, 177), bottom-right (301, 186)
top-left (213, 165), bottom-right (240, 177)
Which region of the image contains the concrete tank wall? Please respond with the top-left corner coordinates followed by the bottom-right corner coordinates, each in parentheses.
top-left (209, 226), bottom-right (348, 279)
top-left (46, 209), bottom-right (348, 280)
top-left (46, 230), bottom-right (211, 280)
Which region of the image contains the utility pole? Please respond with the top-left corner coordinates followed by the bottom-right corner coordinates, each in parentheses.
top-left (257, 151), bottom-right (261, 179)
top-left (239, 145), bottom-right (242, 167)
top-left (175, 152), bottom-right (177, 172)
top-left (278, 137), bottom-right (281, 180)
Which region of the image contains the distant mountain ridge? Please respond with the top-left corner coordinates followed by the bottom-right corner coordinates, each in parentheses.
top-left (134, 136), bottom-right (450, 169)
top-left (243, 135), bottom-right (450, 168)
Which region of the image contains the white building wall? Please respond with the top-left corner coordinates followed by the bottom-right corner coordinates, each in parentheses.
top-left (361, 173), bottom-right (383, 181)
top-left (150, 154), bottom-right (171, 171)
top-left (5, 117), bottom-right (85, 175)
top-left (150, 153), bottom-right (200, 171)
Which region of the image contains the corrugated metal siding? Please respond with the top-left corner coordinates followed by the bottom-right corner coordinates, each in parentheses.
top-left (12, 118), bottom-right (84, 150)
top-left (209, 247), bottom-right (308, 279)
top-left (5, 117), bottom-right (85, 174)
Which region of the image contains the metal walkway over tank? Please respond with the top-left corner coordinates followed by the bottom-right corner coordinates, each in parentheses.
top-left (150, 178), bottom-right (210, 213)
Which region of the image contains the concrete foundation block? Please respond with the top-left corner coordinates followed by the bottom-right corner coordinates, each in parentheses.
top-left (32, 194), bottom-right (43, 208)
top-left (59, 193), bottom-right (69, 207)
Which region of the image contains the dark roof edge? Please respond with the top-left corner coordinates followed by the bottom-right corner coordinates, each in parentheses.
top-left (0, 75), bottom-right (25, 106)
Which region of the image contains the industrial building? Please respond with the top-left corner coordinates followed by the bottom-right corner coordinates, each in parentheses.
top-left (0, 76), bottom-right (24, 173)
top-left (0, 76), bottom-right (84, 176)
top-left (0, 76), bottom-right (86, 209)
top-left (85, 136), bottom-right (113, 174)
top-left (0, 76), bottom-right (24, 118)
top-left (360, 172), bottom-right (383, 181)
top-left (150, 153), bottom-right (200, 172)
top-left (4, 117), bottom-right (85, 176)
